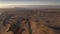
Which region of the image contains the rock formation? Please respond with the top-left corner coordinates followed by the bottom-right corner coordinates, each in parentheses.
top-left (0, 8), bottom-right (60, 34)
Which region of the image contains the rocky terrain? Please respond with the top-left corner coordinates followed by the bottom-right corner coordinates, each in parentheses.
top-left (0, 7), bottom-right (60, 34)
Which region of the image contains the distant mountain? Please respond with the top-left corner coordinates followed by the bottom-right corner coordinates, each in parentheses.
top-left (8, 5), bottom-right (60, 9)
top-left (0, 5), bottom-right (60, 14)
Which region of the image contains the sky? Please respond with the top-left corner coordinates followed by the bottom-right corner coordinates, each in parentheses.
top-left (0, 0), bottom-right (60, 8)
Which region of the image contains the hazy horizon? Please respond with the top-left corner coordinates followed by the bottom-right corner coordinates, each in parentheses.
top-left (0, 0), bottom-right (60, 8)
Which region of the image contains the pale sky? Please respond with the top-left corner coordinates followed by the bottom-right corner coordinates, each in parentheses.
top-left (0, 0), bottom-right (60, 8)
